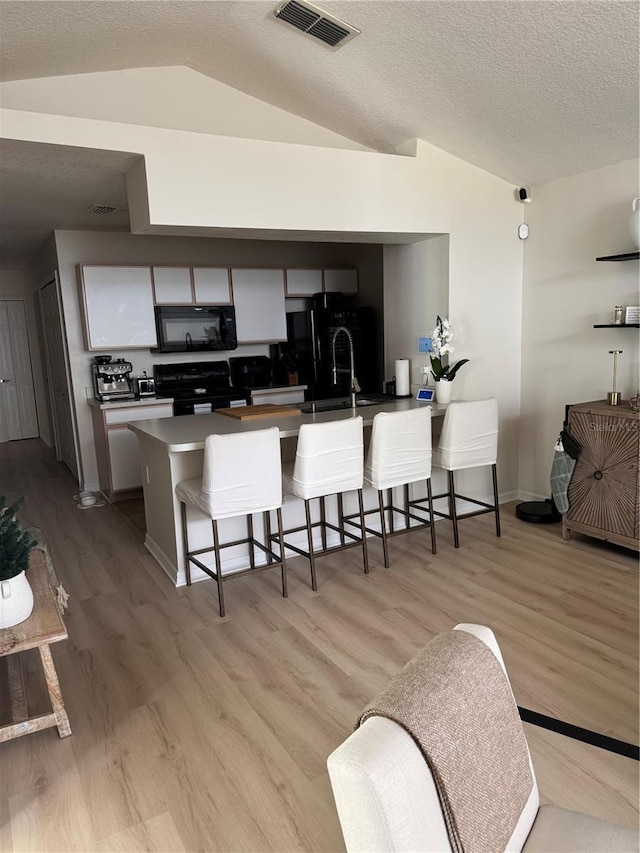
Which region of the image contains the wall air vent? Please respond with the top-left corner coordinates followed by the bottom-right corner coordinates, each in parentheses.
top-left (85, 204), bottom-right (117, 216)
top-left (270, 0), bottom-right (360, 49)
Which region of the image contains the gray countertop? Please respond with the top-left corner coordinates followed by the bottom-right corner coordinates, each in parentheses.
top-left (87, 396), bottom-right (174, 410)
top-left (87, 387), bottom-right (306, 409)
top-left (128, 398), bottom-right (446, 452)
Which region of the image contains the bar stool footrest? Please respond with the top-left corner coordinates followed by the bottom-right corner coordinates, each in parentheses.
top-left (187, 536), bottom-right (285, 583)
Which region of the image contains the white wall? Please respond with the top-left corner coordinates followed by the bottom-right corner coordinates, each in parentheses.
top-left (1, 108), bottom-right (425, 236)
top-left (0, 67), bottom-right (370, 151)
top-left (52, 230), bottom-right (385, 490)
top-left (384, 235), bottom-right (449, 386)
top-left (0, 268), bottom-right (28, 299)
top-left (520, 158), bottom-right (640, 498)
top-left (384, 142), bottom-right (524, 501)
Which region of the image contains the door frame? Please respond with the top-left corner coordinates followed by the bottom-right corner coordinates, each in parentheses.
top-left (38, 272), bottom-right (83, 482)
top-left (0, 297), bottom-right (40, 442)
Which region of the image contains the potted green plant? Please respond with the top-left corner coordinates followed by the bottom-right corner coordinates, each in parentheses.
top-left (0, 496), bottom-right (36, 629)
top-left (430, 316), bottom-right (469, 404)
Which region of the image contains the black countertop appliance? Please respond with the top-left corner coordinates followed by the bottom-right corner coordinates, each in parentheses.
top-left (154, 361), bottom-right (250, 416)
top-left (229, 356), bottom-right (272, 390)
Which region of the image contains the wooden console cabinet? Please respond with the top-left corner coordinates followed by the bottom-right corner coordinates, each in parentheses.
top-left (563, 400), bottom-right (639, 550)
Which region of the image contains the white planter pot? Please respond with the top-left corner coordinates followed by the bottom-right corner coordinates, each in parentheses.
top-left (434, 379), bottom-right (453, 404)
top-left (630, 198), bottom-right (640, 249)
top-left (0, 570), bottom-right (35, 629)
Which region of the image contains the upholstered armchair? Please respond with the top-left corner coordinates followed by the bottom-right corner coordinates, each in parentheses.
top-left (328, 624), bottom-right (637, 853)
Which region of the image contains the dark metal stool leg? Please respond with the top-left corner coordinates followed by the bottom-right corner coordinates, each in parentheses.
top-left (448, 470), bottom-right (460, 548)
top-left (492, 463), bottom-right (501, 537)
top-left (247, 514), bottom-right (255, 568)
top-left (426, 477), bottom-right (437, 555)
top-left (305, 499), bottom-right (318, 591)
top-left (320, 496), bottom-right (327, 549)
top-left (378, 489), bottom-right (390, 568)
top-left (277, 507), bottom-right (288, 598)
top-left (404, 484), bottom-right (410, 530)
top-left (264, 511), bottom-right (273, 563)
top-left (357, 488), bottom-right (369, 574)
top-left (180, 501), bottom-right (192, 585)
top-left (212, 520), bottom-right (226, 617)
top-left (337, 493), bottom-right (345, 545)
top-left (388, 488), bottom-right (395, 534)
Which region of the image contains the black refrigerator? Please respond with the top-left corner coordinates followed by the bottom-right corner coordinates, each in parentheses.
top-left (285, 307), bottom-right (378, 400)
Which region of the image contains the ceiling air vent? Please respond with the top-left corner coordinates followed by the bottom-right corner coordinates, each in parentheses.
top-left (85, 204), bottom-right (117, 216)
top-left (271, 0), bottom-right (360, 49)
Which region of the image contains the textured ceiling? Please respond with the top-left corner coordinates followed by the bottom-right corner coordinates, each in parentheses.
top-left (0, 141), bottom-right (135, 263)
top-left (0, 0), bottom-right (638, 264)
top-left (2, 0), bottom-right (638, 183)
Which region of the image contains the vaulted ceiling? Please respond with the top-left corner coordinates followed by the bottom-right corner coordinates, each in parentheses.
top-left (1, 0), bottom-right (638, 265)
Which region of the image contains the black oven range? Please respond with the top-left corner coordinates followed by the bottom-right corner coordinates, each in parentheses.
top-left (154, 361), bottom-right (250, 416)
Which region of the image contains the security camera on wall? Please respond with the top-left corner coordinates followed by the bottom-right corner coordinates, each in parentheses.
top-left (517, 186), bottom-right (532, 203)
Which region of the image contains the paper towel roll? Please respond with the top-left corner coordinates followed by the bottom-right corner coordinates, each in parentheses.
top-left (395, 359), bottom-right (410, 397)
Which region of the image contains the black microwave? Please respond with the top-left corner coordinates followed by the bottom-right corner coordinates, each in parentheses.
top-left (152, 305), bottom-right (238, 353)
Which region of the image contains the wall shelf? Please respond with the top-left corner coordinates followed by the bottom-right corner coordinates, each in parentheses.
top-left (593, 323), bottom-right (640, 328)
top-left (595, 251), bottom-right (639, 262)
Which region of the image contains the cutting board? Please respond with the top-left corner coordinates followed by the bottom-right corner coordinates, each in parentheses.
top-left (217, 403), bottom-right (301, 420)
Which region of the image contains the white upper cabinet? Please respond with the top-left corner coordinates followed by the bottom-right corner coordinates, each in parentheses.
top-left (152, 267), bottom-right (193, 304)
top-left (231, 269), bottom-right (287, 343)
top-left (324, 268), bottom-right (359, 294)
top-left (285, 268), bottom-right (323, 297)
top-left (80, 265), bottom-right (157, 350)
top-left (193, 268), bottom-right (232, 304)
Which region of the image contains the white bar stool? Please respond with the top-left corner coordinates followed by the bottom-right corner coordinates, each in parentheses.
top-left (176, 427), bottom-right (287, 617)
top-left (410, 399), bottom-right (500, 548)
top-left (278, 416), bottom-right (368, 591)
top-left (345, 407), bottom-right (437, 566)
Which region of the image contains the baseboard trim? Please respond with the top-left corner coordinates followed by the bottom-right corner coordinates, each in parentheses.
top-left (517, 490), bottom-right (550, 502)
top-left (144, 535), bottom-right (179, 585)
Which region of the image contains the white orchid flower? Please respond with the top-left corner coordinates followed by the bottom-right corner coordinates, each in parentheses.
top-left (428, 316), bottom-right (469, 382)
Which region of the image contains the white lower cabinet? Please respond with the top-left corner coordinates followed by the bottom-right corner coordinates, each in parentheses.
top-left (91, 402), bottom-right (174, 500)
top-left (108, 428), bottom-right (147, 491)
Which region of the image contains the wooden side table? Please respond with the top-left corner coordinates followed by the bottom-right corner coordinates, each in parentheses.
top-left (0, 549), bottom-right (71, 741)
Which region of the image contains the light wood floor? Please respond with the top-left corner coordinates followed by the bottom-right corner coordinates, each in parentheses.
top-left (1, 439), bottom-right (638, 852)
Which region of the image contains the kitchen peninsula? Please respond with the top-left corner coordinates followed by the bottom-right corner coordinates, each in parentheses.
top-left (129, 398), bottom-right (446, 586)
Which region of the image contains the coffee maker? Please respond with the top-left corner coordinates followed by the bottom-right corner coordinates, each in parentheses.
top-left (92, 356), bottom-right (135, 402)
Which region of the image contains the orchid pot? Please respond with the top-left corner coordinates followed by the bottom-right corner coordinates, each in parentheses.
top-left (429, 316), bottom-right (469, 401)
top-left (434, 379), bottom-right (453, 405)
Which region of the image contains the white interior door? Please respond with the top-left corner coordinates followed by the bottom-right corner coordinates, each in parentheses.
top-left (39, 280), bottom-right (79, 478)
top-left (0, 300), bottom-right (39, 441)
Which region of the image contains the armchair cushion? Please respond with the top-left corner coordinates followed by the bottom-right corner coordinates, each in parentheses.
top-left (523, 805), bottom-right (638, 853)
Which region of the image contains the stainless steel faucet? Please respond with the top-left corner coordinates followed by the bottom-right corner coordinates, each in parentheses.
top-left (331, 325), bottom-right (360, 408)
